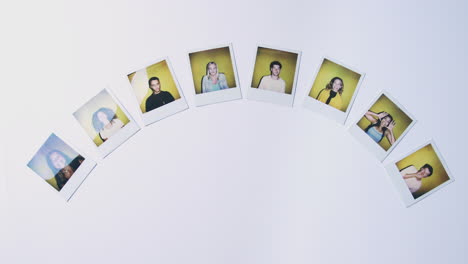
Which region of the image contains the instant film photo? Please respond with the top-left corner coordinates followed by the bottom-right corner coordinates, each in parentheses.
top-left (384, 141), bottom-right (454, 207)
top-left (27, 133), bottom-right (97, 201)
top-left (73, 88), bottom-right (140, 158)
top-left (303, 57), bottom-right (365, 123)
top-left (248, 45), bottom-right (301, 106)
top-left (349, 91), bottom-right (416, 161)
top-left (188, 44), bottom-right (241, 106)
top-left (127, 57), bottom-right (188, 126)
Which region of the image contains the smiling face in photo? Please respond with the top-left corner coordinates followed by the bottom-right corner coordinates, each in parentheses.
top-left (380, 115), bottom-right (392, 128)
top-left (271, 64), bottom-right (281, 77)
top-left (331, 78), bottom-right (343, 93)
top-left (208, 63), bottom-right (218, 77)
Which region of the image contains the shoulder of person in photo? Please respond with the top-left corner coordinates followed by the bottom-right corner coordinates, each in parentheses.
top-left (112, 118), bottom-right (124, 127)
top-left (46, 150), bottom-right (84, 191)
top-left (217, 72), bottom-right (228, 89)
top-left (92, 107), bottom-right (125, 142)
top-left (258, 75), bottom-right (286, 93)
top-left (145, 76), bottom-right (175, 111)
top-left (316, 77), bottom-right (344, 110)
top-left (400, 164), bottom-right (434, 193)
top-left (257, 75), bottom-right (268, 87)
top-left (201, 62), bottom-right (229, 93)
top-left (257, 61), bottom-right (286, 93)
top-left (162, 90), bottom-right (175, 99)
top-left (363, 110), bottom-right (396, 145)
top-left (54, 155), bottom-right (85, 191)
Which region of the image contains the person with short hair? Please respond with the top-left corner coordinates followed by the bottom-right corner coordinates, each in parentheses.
top-left (316, 77), bottom-right (344, 110)
top-left (258, 61), bottom-right (286, 93)
top-left (201, 62), bottom-right (229, 93)
top-left (400, 164), bottom-right (434, 193)
top-left (145, 77), bottom-right (175, 112)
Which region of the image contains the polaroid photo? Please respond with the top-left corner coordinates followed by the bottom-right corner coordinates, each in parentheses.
top-left (247, 45), bottom-right (301, 107)
top-left (73, 88), bottom-right (140, 158)
top-left (303, 57), bottom-right (365, 123)
top-left (127, 57), bottom-right (188, 126)
top-left (384, 140), bottom-right (454, 207)
top-left (188, 43), bottom-right (241, 106)
top-left (27, 133), bottom-right (97, 201)
top-left (348, 91), bottom-right (416, 161)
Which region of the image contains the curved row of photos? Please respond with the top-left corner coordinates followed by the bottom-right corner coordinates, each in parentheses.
top-left (27, 44), bottom-right (454, 207)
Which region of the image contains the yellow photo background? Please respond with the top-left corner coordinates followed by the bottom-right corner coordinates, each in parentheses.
top-left (251, 47), bottom-right (298, 94)
top-left (128, 60), bottom-right (181, 113)
top-left (396, 144), bottom-right (450, 199)
top-left (308, 59), bottom-right (361, 112)
top-left (357, 94), bottom-right (413, 151)
top-left (73, 90), bottom-right (130, 147)
top-left (189, 46), bottom-right (236, 94)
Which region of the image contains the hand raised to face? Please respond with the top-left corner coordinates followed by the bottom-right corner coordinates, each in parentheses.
top-left (416, 170), bottom-right (427, 179)
top-left (387, 120), bottom-right (396, 130)
top-left (377, 112), bottom-right (389, 119)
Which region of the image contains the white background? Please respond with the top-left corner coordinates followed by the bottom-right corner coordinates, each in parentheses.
top-left (1, 0), bottom-right (467, 263)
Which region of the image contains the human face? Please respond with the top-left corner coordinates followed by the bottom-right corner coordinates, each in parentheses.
top-left (332, 79), bottom-right (343, 92)
top-left (97, 111), bottom-right (109, 125)
top-left (62, 165), bottom-right (74, 179)
top-left (50, 152), bottom-right (66, 169)
top-left (271, 65), bottom-right (281, 77)
top-left (419, 167), bottom-right (431, 178)
top-left (380, 116), bottom-right (392, 128)
top-left (208, 64), bottom-right (217, 76)
top-left (150, 79), bottom-right (161, 93)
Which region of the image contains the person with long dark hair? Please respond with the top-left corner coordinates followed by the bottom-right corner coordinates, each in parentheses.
top-left (201, 62), bottom-right (229, 93)
top-left (316, 77), bottom-right (344, 110)
top-left (363, 111), bottom-right (396, 145)
top-left (92, 107), bottom-right (124, 142)
top-left (145, 77), bottom-right (175, 111)
top-left (46, 150), bottom-right (84, 191)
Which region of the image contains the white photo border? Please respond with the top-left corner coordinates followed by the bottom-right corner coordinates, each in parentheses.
top-left (247, 44), bottom-right (302, 107)
top-left (74, 87), bottom-right (141, 158)
top-left (348, 90), bottom-right (417, 161)
top-left (187, 43), bottom-right (242, 107)
top-left (26, 132), bottom-right (97, 202)
top-left (126, 57), bottom-right (189, 126)
top-left (302, 56), bottom-right (365, 124)
top-left (384, 140), bottom-right (455, 207)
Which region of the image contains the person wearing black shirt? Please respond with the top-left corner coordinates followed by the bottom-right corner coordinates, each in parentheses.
top-left (55, 155), bottom-right (85, 191)
top-left (145, 76), bottom-right (175, 112)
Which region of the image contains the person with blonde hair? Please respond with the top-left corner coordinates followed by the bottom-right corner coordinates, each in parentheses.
top-left (201, 62), bottom-right (228, 93)
top-left (316, 77), bottom-right (344, 110)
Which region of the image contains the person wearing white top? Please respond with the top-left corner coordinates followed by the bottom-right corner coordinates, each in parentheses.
top-left (258, 61), bottom-right (286, 93)
top-left (400, 164), bottom-right (433, 194)
top-left (99, 118), bottom-right (124, 141)
top-left (92, 107), bottom-right (125, 142)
